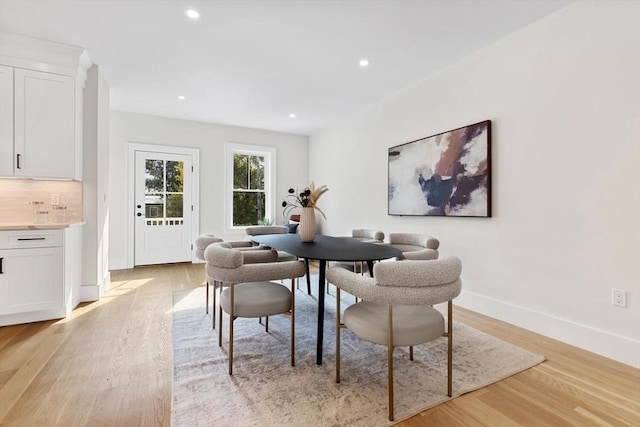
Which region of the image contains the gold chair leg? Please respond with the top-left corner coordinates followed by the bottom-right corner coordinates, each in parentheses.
top-left (212, 281), bottom-right (217, 329)
top-left (388, 304), bottom-right (394, 421)
top-left (206, 280), bottom-right (209, 314)
top-left (229, 284), bottom-right (234, 375)
top-left (218, 290), bottom-right (223, 346)
top-left (336, 286), bottom-right (341, 383)
top-left (448, 300), bottom-right (453, 397)
top-left (291, 278), bottom-right (295, 367)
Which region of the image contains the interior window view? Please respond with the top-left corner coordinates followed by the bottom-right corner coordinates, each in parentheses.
top-left (0, 1), bottom-right (638, 426)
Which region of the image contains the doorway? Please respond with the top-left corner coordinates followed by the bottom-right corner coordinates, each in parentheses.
top-left (127, 143), bottom-right (199, 267)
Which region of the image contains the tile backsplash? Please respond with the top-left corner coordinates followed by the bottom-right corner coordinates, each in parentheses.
top-left (0, 179), bottom-right (83, 224)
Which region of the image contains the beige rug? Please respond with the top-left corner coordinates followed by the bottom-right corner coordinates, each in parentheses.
top-left (171, 280), bottom-right (544, 426)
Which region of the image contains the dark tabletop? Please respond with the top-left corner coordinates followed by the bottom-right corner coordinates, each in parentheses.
top-left (250, 234), bottom-right (401, 262)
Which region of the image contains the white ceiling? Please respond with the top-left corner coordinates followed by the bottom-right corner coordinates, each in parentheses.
top-left (0, 0), bottom-right (572, 136)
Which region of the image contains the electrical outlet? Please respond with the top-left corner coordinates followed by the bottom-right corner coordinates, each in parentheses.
top-left (51, 194), bottom-right (60, 205)
top-left (611, 289), bottom-right (626, 307)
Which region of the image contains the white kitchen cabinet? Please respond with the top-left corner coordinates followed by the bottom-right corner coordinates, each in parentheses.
top-left (0, 33), bottom-right (89, 180)
top-left (0, 67), bottom-right (76, 179)
top-left (0, 65), bottom-right (13, 176)
top-left (0, 228), bottom-right (80, 326)
top-left (14, 69), bottom-right (76, 179)
top-left (0, 247), bottom-right (63, 316)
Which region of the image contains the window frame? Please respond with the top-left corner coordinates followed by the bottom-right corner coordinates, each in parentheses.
top-left (224, 142), bottom-right (276, 233)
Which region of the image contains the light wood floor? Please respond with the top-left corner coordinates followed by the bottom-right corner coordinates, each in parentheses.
top-left (0, 263), bottom-right (638, 426)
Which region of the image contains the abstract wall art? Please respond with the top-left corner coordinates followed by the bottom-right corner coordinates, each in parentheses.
top-left (388, 120), bottom-right (491, 217)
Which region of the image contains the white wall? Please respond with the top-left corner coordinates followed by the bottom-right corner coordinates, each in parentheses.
top-left (82, 65), bottom-right (110, 301)
top-left (109, 112), bottom-right (309, 269)
top-left (309, 1), bottom-right (640, 367)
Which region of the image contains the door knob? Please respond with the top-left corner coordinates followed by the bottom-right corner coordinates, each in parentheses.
top-left (137, 213), bottom-right (142, 217)
top-left (137, 204), bottom-right (142, 209)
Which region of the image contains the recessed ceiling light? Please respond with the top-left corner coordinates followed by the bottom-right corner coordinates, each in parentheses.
top-left (185, 9), bottom-right (200, 19)
top-left (178, 95), bottom-right (186, 100)
top-left (289, 113), bottom-right (296, 118)
top-left (359, 59), bottom-right (369, 67)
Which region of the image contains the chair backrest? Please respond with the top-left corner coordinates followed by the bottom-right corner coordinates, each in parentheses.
top-left (368, 257), bottom-right (461, 306)
top-left (388, 233), bottom-right (439, 250)
top-left (205, 242), bottom-right (304, 284)
top-left (195, 234), bottom-right (223, 261)
top-left (352, 229), bottom-right (385, 242)
top-left (245, 225), bottom-right (289, 236)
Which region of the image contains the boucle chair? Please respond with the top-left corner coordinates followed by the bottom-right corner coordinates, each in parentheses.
top-left (386, 232), bottom-right (440, 260)
top-left (351, 228), bottom-right (385, 243)
top-left (195, 234), bottom-right (223, 314)
top-left (205, 242), bottom-right (305, 375)
top-left (332, 228), bottom-right (385, 276)
top-left (205, 241), bottom-right (279, 329)
top-left (196, 234), bottom-right (273, 327)
top-left (327, 257), bottom-right (462, 421)
top-left (246, 225), bottom-right (311, 295)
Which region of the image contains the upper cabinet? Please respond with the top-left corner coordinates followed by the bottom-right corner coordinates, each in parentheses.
top-left (0, 33), bottom-right (91, 180)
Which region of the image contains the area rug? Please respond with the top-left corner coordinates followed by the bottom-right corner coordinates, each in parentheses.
top-left (171, 280), bottom-right (545, 426)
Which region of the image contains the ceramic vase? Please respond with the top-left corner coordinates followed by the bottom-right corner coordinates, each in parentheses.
top-left (299, 207), bottom-right (316, 242)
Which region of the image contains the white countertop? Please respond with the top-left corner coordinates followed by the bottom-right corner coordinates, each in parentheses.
top-left (0, 222), bottom-right (85, 230)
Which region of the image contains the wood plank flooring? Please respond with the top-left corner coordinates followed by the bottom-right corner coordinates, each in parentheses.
top-left (0, 263), bottom-right (638, 426)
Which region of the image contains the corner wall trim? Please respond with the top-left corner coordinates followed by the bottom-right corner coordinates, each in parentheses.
top-left (80, 271), bottom-right (111, 302)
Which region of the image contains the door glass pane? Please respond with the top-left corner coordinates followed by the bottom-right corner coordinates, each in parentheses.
top-left (143, 158), bottom-right (185, 227)
top-left (145, 159), bottom-right (164, 193)
top-left (166, 161), bottom-right (184, 192)
top-left (145, 194), bottom-right (164, 221)
top-left (166, 194), bottom-right (183, 218)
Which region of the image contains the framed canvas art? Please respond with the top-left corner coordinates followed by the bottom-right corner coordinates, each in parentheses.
top-left (388, 120), bottom-right (491, 217)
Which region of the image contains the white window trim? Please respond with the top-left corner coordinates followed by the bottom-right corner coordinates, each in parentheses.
top-left (224, 142), bottom-right (276, 233)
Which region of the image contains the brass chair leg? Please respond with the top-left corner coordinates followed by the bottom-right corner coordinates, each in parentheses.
top-left (229, 284), bottom-right (234, 375)
top-left (218, 291), bottom-right (223, 346)
top-left (290, 278), bottom-right (295, 367)
top-left (448, 300), bottom-right (453, 397)
top-left (214, 280), bottom-right (222, 329)
top-left (336, 286), bottom-right (341, 383)
top-left (388, 304), bottom-right (394, 421)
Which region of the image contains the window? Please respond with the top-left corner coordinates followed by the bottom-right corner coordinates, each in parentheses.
top-left (225, 143), bottom-right (276, 230)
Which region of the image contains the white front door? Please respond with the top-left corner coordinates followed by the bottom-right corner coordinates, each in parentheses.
top-left (134, 151), bottom-right (193, 266)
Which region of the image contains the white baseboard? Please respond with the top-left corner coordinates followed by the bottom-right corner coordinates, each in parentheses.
top-left (80, 271), bottom-right (111, 302)
top-left (456, 289), bottom-right (640, 368)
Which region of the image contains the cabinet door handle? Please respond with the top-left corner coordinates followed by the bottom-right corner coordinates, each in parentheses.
top-left (17, 237), bottom-right (46, 241)
top-left (0, 257), bottom-right (3, 274)
top-left (16, 153), bottom-right (22, 169)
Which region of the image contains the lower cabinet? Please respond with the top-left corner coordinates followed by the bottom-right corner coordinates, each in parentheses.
top-left (0, 228), bottom-right (79, 326)
top-left (0, 246), bottom-right (63, 315)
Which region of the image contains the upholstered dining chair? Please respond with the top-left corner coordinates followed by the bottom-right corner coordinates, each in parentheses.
top-left (205, 242), bottom-right (305, 375)
top-left (204, 240), bottom-right (279, 329)
top-left (195, 234), bottom-right (223, 314)
top-left (331, 228), bottom-right (385, 276)
top-left (246, 225), bottom-right (312, 295)
top-left (326, 257), bottom-right (462, 421)
top-left (385, 232), bottom-right (440, 260)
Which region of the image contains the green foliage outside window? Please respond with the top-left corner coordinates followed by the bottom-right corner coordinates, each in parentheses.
top-left (233, 154), bottom-right (266, 226)
top-left (144, 159), bottom-right (185, 223)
